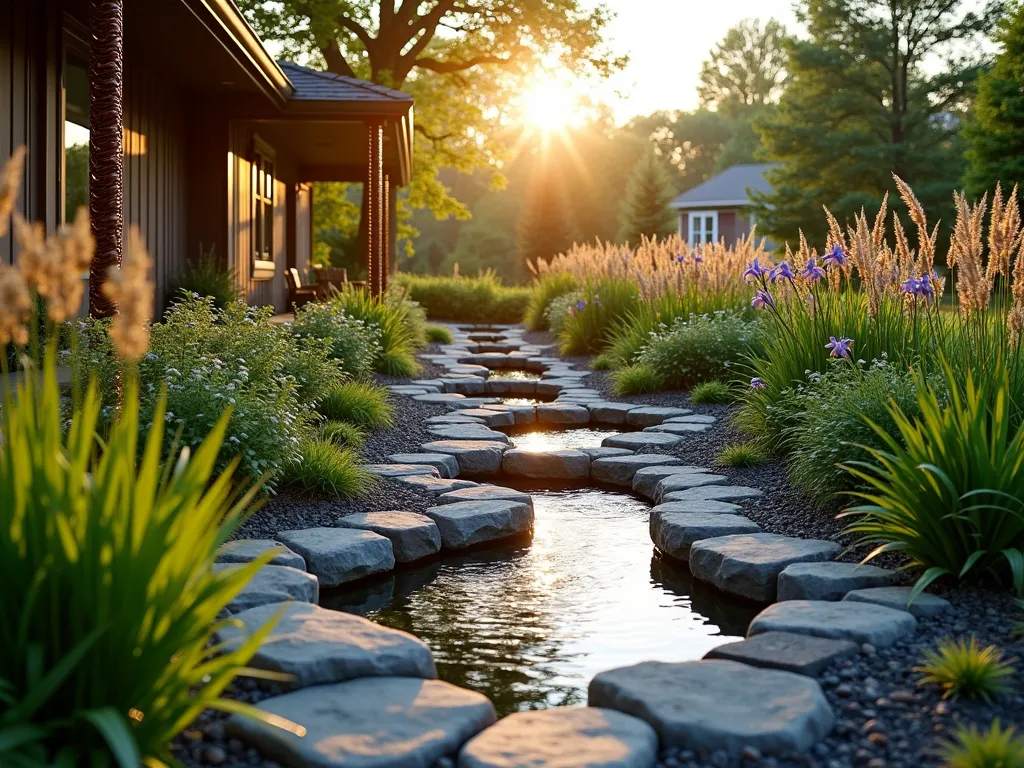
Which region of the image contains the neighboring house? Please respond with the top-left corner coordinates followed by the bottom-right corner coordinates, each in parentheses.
top-left (0, 0), bottom-right (414, 313)
top-left (668, 163), bottom-right (777, 250)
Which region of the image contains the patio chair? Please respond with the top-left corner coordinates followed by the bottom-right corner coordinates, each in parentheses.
top-left (312, 266), bottom-right (348, 298)
top-left (285, 268), bottom-right (319, 309)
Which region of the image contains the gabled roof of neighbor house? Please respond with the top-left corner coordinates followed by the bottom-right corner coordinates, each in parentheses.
top-left (279, 62), bottom-right (414, 110)
top-left (669, 163), bottom-right (778, 210)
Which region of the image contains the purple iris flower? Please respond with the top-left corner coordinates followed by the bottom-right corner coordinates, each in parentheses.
top-left (769, 261), bottom-right (794, 284)
top-left (901, 277), bottom-right (920, 296)
top-left (750, 377), bottom-right (766, 391)
top-left (676, 253), bottom-right (686, 264)
top-left (743, 258), bottom-right (767, 282)
top-left (918, 273), bottom-right (935, 298)
top-left (576, 300), bottom-right (586, 311)
top-left (751, 289), bottom-right (775, 310)
top-left (825, 336), bottom-right (854, 359)
top-left (693, 254), bottom-right (703, 264)
top-left (823, 244), bottom-right (847, 268)
top-left (801, 257), bottom-right (825, 282)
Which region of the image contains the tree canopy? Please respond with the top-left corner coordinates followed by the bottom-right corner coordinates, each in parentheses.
top-left (617, 150), bottom-right (677, 245)
top-left (698, 18), bottom-right (789, 113)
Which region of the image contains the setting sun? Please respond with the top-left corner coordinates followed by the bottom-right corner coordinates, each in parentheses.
top-left (519, 78), bottom-right (580, 134)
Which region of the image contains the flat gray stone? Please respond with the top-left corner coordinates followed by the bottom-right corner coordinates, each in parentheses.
top-left (649, 500), bottom-right (743, 518)
top-left (777, 562), bottom-right (894, 602)
top-left (630, 465), bottom-right (709, 500)
top-left (689, 534), bottom-right (841, 602)
top-left (446, 398), bottom-right (504, 409)
top-left (842, 586), bottom-right (952, 618)
top-left (227, 677), bottom-right (496, 768)
top-left (485, 378), bottom-right (537, 396)
top-left (337, 511), bottom-right (442, 563)
top-left (215, 563), bottom-right (318, 614)
top-left (427, 425), bottom-right (511, 444)
top-left (216, 539), bottom-right (305, 570)
top-left (459, 707), bottom-right (658, 768)
top-left (625, 406), bottom-right (690, 427)
top-left (393, 475), bottom-right (479, 494)
top-left (424, 500), bottom-right (534, 549)
top-left (421, 441), bottom-right (508, 475)
top-left (588, 402), bottom-right (642, 425)
top-left (590, 454), bottom-right (683, 486)
top-left (481, 404), bottom-right (538, 425)
top-left (446, 377), bottom-right (488, 395)
top-left (389, 386), bottom-right (431, 396)
top-left (458, 409), bottom-right (516, 428)
top-left (425, 414), bottom-right (486, 426)
top-left (387, 453), bottom-right (461, 479)
top-left (651, 473), bottom-right (728, 503)
top-left (216, 602), bottom-right (436, 688)
top-left (651, 512), bottom-right (762, 561)
top-left (364, 464), bottom-right (440, 478)
top-left (276, 528), bottom-right (395, 588)
top-left (536, 379), bottom-right (582, 396)
top-left (414, 392), bottom-right (468, 404)
top-left (437, 485), bottom-right (534, 508)
top-left (502, 449), bottom-right (590, 480)
top-left (580, 446), bottom-right (634, 460)
top-left (705, 631), bottom-right (858, 677)
top-left (661, 485), bottom-right (764, 503)
top-left (749, 600), bottom-right (918, 647)
top-left (643, 422), bottom-right (711, 435)
top-left (537, 403), bottom-right (591, 425)
top-left (588, 660), bottom-right (833, 757)
top-left (602, 432), bottom-right (683, 450)
top-left (664, 414), bottom-right (716, 424)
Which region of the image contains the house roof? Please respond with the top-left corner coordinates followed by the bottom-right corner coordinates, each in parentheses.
top-left (280, 62), bottom-right (413, 108)
top-left (669, 163), bottom-right (778, 210)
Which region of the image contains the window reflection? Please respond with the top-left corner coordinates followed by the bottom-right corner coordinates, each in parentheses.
top-left (64, 49), bottom-right (89, 223)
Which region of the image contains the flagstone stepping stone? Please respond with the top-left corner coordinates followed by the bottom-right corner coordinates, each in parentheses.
top-left (661, 485), bottom-right (764, 503)
top-left (460, 353), bottom-right (512, 368)
top-left (216, 539), bottom-right (305, 570)
top-left (650, 501), bottom-right (743, 519)
top-left (485, 378), bottom-right (537, 395)
top-left (215, 563), bottom-right (318, 614)
top-left (777, 562), bottom-right (895, 602)
top-left (427, 425), bottom-right (511, 444)
top-left (842, 586), bottom-right (952, 618)
top-left (602, 432), bottom-right (683, 450)
top-left (387, 453), bottom-right (461, 479)
top-left (651, 512), bottom-right (762, 561)
top-left (364, 464), bottom-right (440, 478)
top-left (389, 386), bottom-right (432, 396)
top-left (437, 485), bottom-right (534, 508)
top-left (665, 414), bottom-right (716, 424)
top-left (446, 365), bottom-right (493, 377)
top-left (425, 414), bottom-right (486, 426)
top-left (588, 402), bottom-right (641, 425)
top-left (421, 441), bottom-right (508, 475)
top-left (275, 528), bottom-right (395, 588)
top-left (651, 473), bottom-right (727, 503)
top-left (689, 534), bottom-right (841, 602)
top-left (482, 403), bottom-right (538, 425)
top-left (414, 392), bottom-right (468, 404)
top-left (643, 422), bottom-right (711, 435)
top-left (502, 449), bottom-right (590, 480)
top-left (625, 406), bottom-right (690, 427)
top-left (227, 677), bottom-right (496, 768)
top-left (557, 395), bottom-right (605, 405)
top-left (704, 631), bottom-right (858, 677)
top-left (557, 388), bottom-right (602, 396)
top-left (588, 660), bottom-right (833, 757)
top-left (536, 379), bottom-right (584, 396)
top-left (590, 454), bottom-right (683, 486)
top-left (393, 476), bottom-right (479, 494)
top-left (411, 379), bottom-right (446, 389)
top-left (455, 409), bottom-right (516, 428)
top-left (630, 465), bottom-right (709, 499)
top-left (537, 403), bottom-right (591, 425)
top-left (337, 511), bottom-right (442, 563)
top-left (749, 600), bottom-right (918, 647)
top-left (216, 602), bottom-right (436, 688)
top-left (446, 398), bottom-right (504, 409)
top-left (424, 500), bottom-right (534, 549)
top-left (459, 707), bottom-right (658, 768)
top-left (580, 446), bottom-right (634, 460)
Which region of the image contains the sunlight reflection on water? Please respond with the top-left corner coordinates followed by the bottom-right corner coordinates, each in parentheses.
top-left (488, 369), bottom-right (541, 381)
top-left (510, 428), bottom-right (621, 452)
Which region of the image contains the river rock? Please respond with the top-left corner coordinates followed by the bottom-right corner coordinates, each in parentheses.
top-left (502, 449), bottom-right (590, 480)
top-left (387, 453), bottom-right (461, 479)
top-left (424, 500), bottom-right (534, 549)
top-left (216, 539), bottom-right (305, 570)
top-left (661, 485), bottom-right (764, 503)
top-left (275, 528), bottom-right (395, 588)
top-left (227, 677), bottom-right (496, 768)
top-left (215, 563), bottom-right (318, 614)
top-left (688, 534), bottom-right (841, 602)
top-left (630, 465), bottom-right (708, 499)
top-left (215, 602), bottom-right (436, 688)
top-left (427, 425), bottom-right (511, 444)
top-left (704, 631), bottom-right (858, 677)
top-left (651, 512), bottom-right (762, 561)
top-left (537, 403), bottom-right (591, 425)
top-left (748, 600), bottom-right (918, 647)
top-left (364, 464), bottom-right (440, 478)
top-left (587, 402), bottom-right (641, 425)
top-left (458, 707), bottom-right (658, 768)
top-left (590, 454), bottom-right (683, 486)
top-left (652, 473), bottom-right (728, 503)
top-left (437, 485), bottom-right (534, 508)
top-left (602, 432), bottom-right (683, 450)
top-left (625, 406), bottom-right (691, 427)
top-left (421, 441), bottom-right (508, 475)
top-left (777, 562), bottom-right (894, 602)
top-left (337, 511), bottom-right (442, 563)
top-left (842, 586), bottom-right (952, 617)
top-left (588, 660), bottom-right (833, 757)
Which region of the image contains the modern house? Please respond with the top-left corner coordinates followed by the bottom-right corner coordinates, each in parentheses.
top-left (668, 163), bottom-right (776, 250)
top-left (0, 0), bottom-right (414, 313)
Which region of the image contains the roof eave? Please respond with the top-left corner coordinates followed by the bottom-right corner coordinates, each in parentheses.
top-left (669, 199), bottom-right (753, 210)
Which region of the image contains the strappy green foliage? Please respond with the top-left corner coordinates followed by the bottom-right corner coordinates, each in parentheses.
top-left (916, 636), bottom-right (1016, 702)
top-left (938, 720), bottom-right (1024, 768)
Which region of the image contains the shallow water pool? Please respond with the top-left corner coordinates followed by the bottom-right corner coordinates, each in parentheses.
top-left (488, 369), bottom-right (541, 381)
top-left (324, 488), bottom-right (758, 716)
top-left (509, 428), bottom-right (621, 451)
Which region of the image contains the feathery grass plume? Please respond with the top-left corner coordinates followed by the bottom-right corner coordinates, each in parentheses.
top-left (987, 183), bottom-right (1022, 284)
top-left (103, 227), bottom-right (153, 360)
top-left (0, 146), bottom-right (26, 238)
top-left (12, 208), bottom-right (94, 323)
top-left (915, 636), bottom-right (1016, 702)
top-left (0, 262), bottom-right (31, 347)
top-left (949, 191), bottom-right (991, 318)
top-left (1009, 238), bottom-right (1024, 343)
top-left (894, 173), bottom-right (939, 277)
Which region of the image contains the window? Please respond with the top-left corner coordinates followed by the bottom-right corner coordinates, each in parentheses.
top-left (63, 42), bottom-right (90, 223)
top-left (688, 211), bottom-right (718, 247)
top-left (252, 137), bottom-right (275, 277)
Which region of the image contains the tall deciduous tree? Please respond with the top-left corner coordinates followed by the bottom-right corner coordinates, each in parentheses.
top-left (698, 18), bottom-right (789, 113)
top-left (752, 0), bottom-right (1000, 246)
top-left (617, 150), bottom-right (676, 245)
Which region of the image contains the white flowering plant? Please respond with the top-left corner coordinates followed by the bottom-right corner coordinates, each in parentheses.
top-left (289, 300), bottom-right (382, 378)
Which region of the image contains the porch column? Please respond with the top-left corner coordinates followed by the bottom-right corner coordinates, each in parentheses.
top-left (366, 119), bottom-right (384, 296)
top-left (381, 173), bottom-right (390, 294)
top-left (88, 0), bottom-right (124, 318)
top-left (387, 173), bottom-right (398, 278)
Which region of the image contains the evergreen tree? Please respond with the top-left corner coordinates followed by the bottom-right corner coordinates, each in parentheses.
top-left (516, 167), bottom-right (578, 275)
top-left (965, 4), bottom-right (1024, 198)
top-left (752, 0), bottom-right (999, 246)
top-left (617, 151), bottom-right (677, 245)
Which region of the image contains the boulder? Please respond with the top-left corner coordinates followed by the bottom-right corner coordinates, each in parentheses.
top-left (590, 454), bottom-right (683, 487)
top-left (651, 512), bottom-right (762, 561)
top-left (437, 485), bottom-right (534, 508)
top-left (602, 432), bottom-right (683, 450)
top-left (215, 602), bottom-right (436, 688)
top-left (777, 562), bottom-right (894, 602)
top-left (649, 500), bottom-right (743, 518)
top-left (216, 539), bottom-right (305, 570)
top-left (387, 453), bottom-right (461, 479)
top-left (427, 425), bottom-right (511, 444)
top-left (421, 441), bottom-right (508, 475)
top-left (424, 500), bottom-right (534, 549)
top-left (651, 473), bottom-right (728, 503)
top-left (749, 600), bottom-right (917, 647)
top-left (704, 631), bottom-right (858, 677)
top-left (458, 707), bottom-right (658, 768)
top-left (630, 465), bottom-right (709, 500)
top-left (275, 528), bottom-right (395, 588)
top-left (588, 660), bottom-right (833, 757)
top-left (537, 403), bottom-right (591, 425)
top-left (625, 407), bottom-right (691, 427)
top-left (842, 586), bottom-right (952, 618)
top-left (393, 476), bottom-right (479, 494)
top-left (456, 409), bottom-right (516, 428)
top-left (587, 402), bottom-right (641, 425)
top-left (502, 449), bottom-right (590, 480)
top-left (661, 485), bottom-right (763, 504)
top-left (215, 563), bottom-right (318, 614)
top-left (688, 534), bottom-right (841, 602)
top-left (364, 464), bottom-right (440, 478)
top-left (337, 511), bottom-right (442, 563)
top-left (227, 677), bottom-right (496, 768)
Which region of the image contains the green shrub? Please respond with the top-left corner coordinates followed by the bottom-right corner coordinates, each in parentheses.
top-left (0, 353), bottom-right (285, 765)
top-left (290, 302), bottom-right (383, 378)
top-left (690, 380), bottom-right (733, 404)
top-left (915, 637), bottom-right (1016, 702)
top-left (590, 352), bottom-right (615, 371)
top-left (938, 719), bottom-right (1024, 768)
top-left (319, 420), bottom-right (367, 450)
top-left (281, 439), bottom-right (374, 498)
top-left (717, 442), bottom-right (767, 467)
top-left (317, 381), bottom-right (394, 429)
top-left (327, 287), bottom-right (423, 377)
top-left (636, 312), bottom-right (762, 390)
top-left (546, 291), bottom-right (581, 337)
top-left (611, 364), bottom-right (664, 396)
top-left (843, 358), bottom-right (1024, 599)
top-left (525, 273), bottom-right (577, 330)
top-left (559, 279), bottom-right (641, 355)
top-left (395, 271), bottom-right (531, 324)
top-left (425, 324), bottom-right (454, 344)
top-left (165, 245), bottom-right (240, 310)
